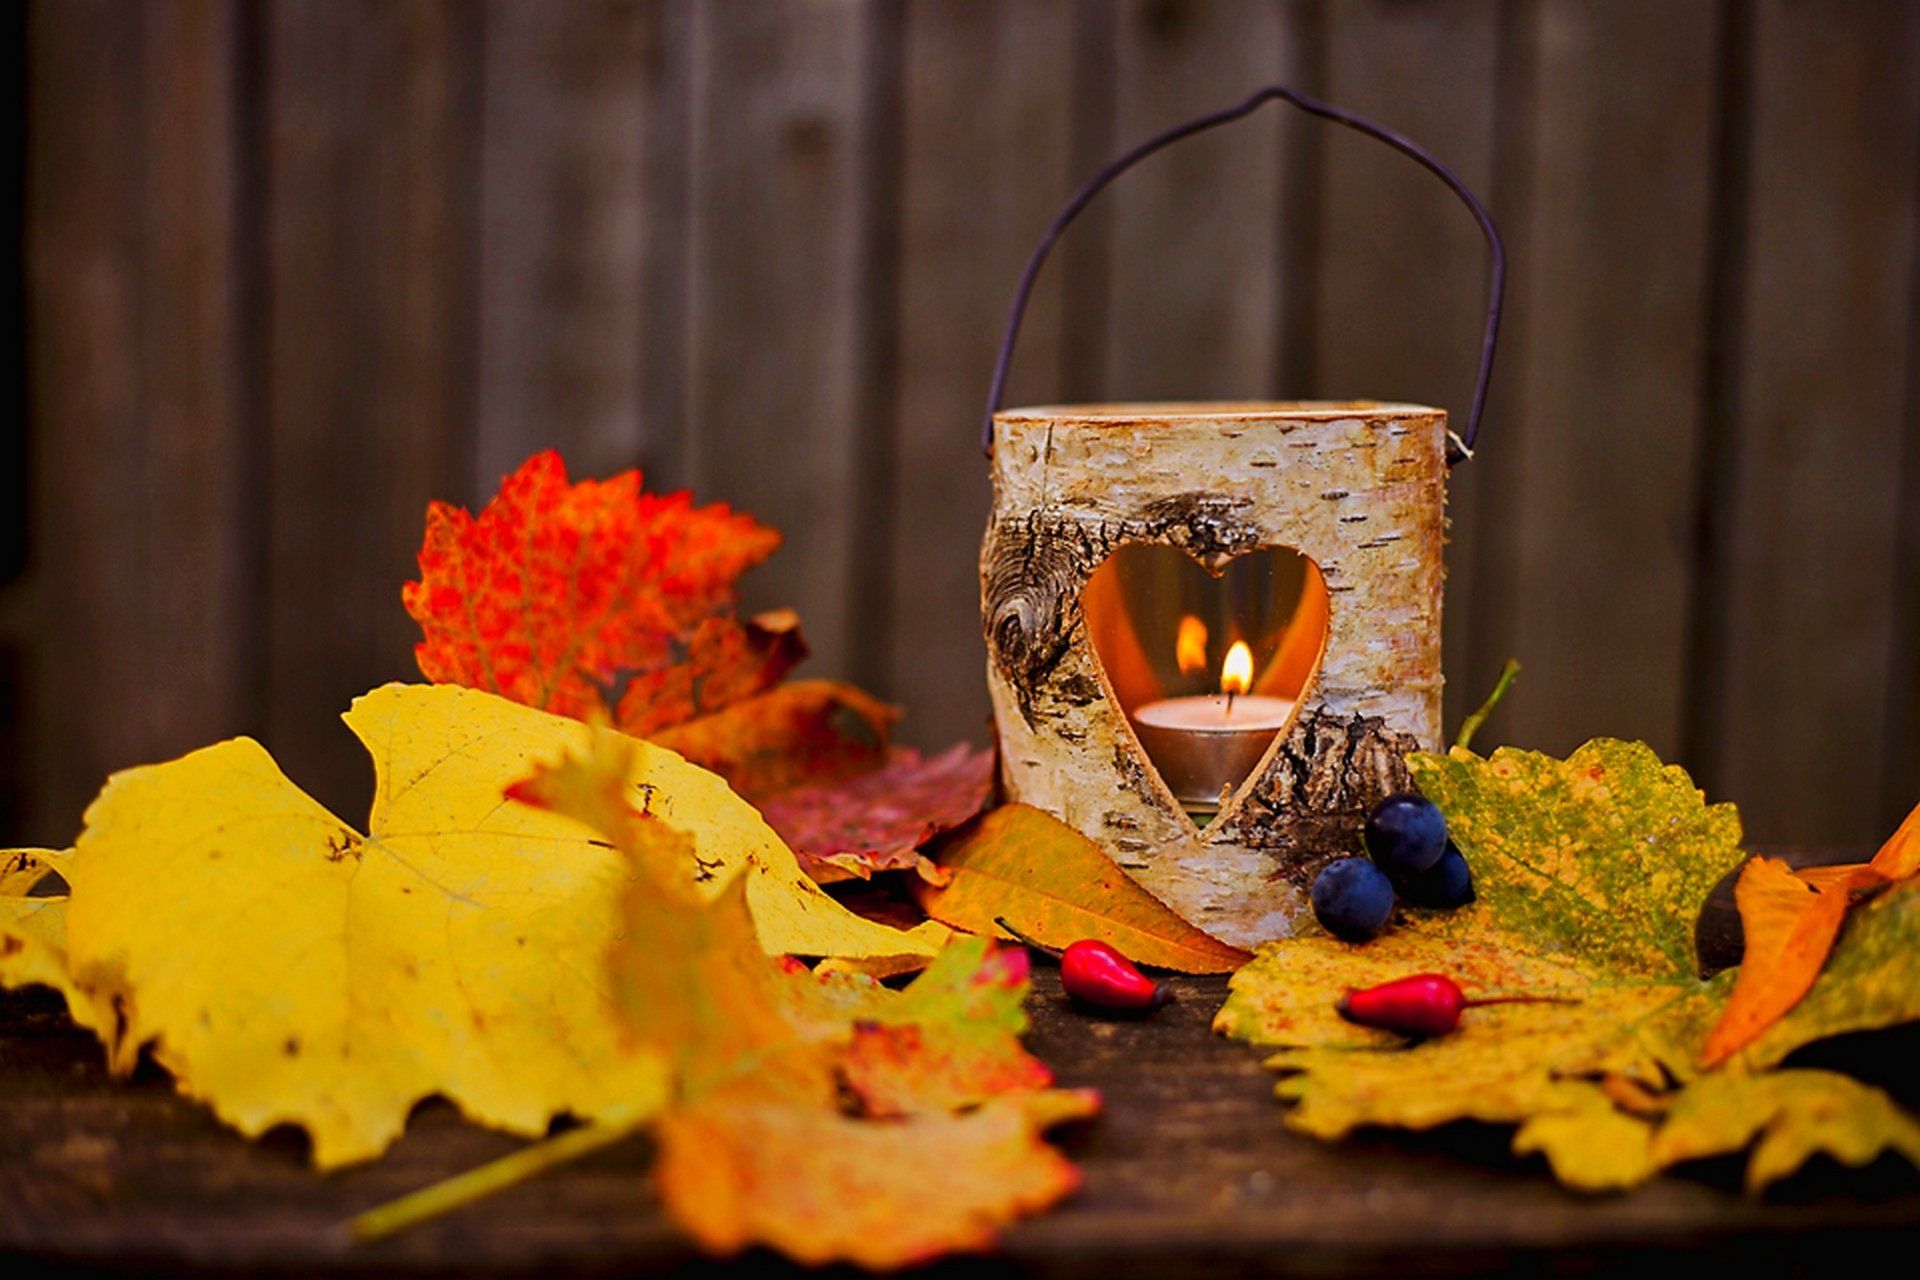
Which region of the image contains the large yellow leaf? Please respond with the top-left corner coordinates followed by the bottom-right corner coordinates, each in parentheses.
top-left (1218, 741), bottom-right (1742, 1102)
top-left (5, 684), bottom-right (938, 1169)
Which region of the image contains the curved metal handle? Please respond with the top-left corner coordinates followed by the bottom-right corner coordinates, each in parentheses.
top-left (982, 84), bottom-right (1505, 466)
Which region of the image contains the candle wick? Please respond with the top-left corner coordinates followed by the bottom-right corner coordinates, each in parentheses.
top-left (1225, 689), bottom-right (1237, 718)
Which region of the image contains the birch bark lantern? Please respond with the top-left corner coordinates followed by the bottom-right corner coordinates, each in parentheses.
top-left (977, 88), bottom-right (1505, 948)
top-left (984, 402), bottom-right (1446, 945)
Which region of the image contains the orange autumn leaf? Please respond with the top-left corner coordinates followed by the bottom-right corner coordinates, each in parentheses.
top-left (1868, 800), bottom-right (1920, 880)
top-left (1702, 800), bottom-right (1920, 1066)
top-left (404, 451), bottom-right (800, 733)
top-left (613, 610), bottom-right (806, 738)
top-left (1701, 858), bottom-right (1854, 1067)
top-left (917, 804), bottom-right (1252, 974)
top-left (1793, 862), bottom-right (1879, 893)
top-left (654, 1089), bottom-right (1095, 1270)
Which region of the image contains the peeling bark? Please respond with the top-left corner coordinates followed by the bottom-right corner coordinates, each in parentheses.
top-left (982, 403), bottom-right (1447, 947)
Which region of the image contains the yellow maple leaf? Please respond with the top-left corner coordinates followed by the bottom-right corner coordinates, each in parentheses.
top-left (1, 683), bottom-right (940, 1168)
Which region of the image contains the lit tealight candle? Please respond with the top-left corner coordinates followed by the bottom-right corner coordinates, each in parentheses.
top-left (1130, 640), bottom-right (1294, 814)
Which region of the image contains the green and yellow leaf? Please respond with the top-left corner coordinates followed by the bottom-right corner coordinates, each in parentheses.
top-left (1216, 738), bottom-right (1920, 1193)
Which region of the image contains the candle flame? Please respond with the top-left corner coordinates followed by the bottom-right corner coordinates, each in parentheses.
top-left (1221, 641), bottom-right (1254, 696)
top-left (1175, 615), bottom-right (1209, 675)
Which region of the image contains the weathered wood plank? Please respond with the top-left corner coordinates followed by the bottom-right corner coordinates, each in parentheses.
top-left (3, 960), bottom-right (1918, 1273)
top-left (1313, 0), bottom-right (1500, 737)
top-left (1103, 0), bottom-right (1297, 402)
top-left (474, 0), bottom-right (690, 500)
top-left (684, 2), bottom-right (883, 683)
top-left (1465, 1), bottom-right (1718, 761)
top-left (261, 0), bottom-right (478, 819)
top-left (0, 4), bottom-right (24, 600)
top-left (1890, 282), bottom-right (1920, 826)
top-left (885, 0), bottom-right (1075, 750)
top-left (24, 0), bottom-right (251, 839)
top-left (633, 0), bottom-right (696, 494)
top-left (1712, 0), bottom-right (1920, 842)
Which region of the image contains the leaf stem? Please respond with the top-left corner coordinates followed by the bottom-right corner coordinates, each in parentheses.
top-left (346, 1111), bottom-right (650, 1245)
top-left (1453, 658), bottom-right (1520, 752)
top-left (994, 916), bottom-right (1062, 960)
top-left (1462, 993), bottom-right (1582, 1009)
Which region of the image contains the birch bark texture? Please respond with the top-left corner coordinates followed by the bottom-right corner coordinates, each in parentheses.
top-left (982, 402), bottom-right (1448, 947)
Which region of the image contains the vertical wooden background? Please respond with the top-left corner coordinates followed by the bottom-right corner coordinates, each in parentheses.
top-left (10, 0), bottom-right (1919, 846)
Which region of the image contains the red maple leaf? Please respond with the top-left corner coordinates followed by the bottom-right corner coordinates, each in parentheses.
top-left (403, 451), bottom-right (800, 731)
top-left (758, 744), bottom-right (996, 885)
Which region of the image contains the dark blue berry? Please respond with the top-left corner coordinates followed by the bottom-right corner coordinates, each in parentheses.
top-left (1396, 842), bottom-right (1475, 909)
top-left (1365, 793), bottom-right (1448, 876)
top-left (1310, 857), bottom-right (1396, 942)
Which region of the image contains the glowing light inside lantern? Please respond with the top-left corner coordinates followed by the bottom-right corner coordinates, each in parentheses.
top-left (1221, 640), bottom-right (1254, 697)
top-left (1175, 615), bottom-right (1209, 675)
top-left (1130, 631), bottom-right (1294, 817)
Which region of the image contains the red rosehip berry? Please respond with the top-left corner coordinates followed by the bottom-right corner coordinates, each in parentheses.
top-left (1059, 938), bottom-right (1170, 1010)
top-left (1336, 973), bottom-right (1467, 1036)
top-left (995, 917), bottom-right (1171, 1012)
top-left (1337, 973), bottom-right (1575, 1038)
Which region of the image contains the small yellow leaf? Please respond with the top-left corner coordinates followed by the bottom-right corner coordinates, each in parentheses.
top-left (351, 685), bottom-right (943, 962)
top-left (0, 847), bottom-right (64, 895)
top-left (0, 852), bottom-right (115, 1043)
top-left (1653, 1069), bottom-right (1920, 1194)
top-left (1511, 1082), bottom-right (1660, 1191)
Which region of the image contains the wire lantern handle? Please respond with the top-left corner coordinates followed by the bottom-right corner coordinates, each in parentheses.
top-left (981, 84), bottom-right (1505, 466)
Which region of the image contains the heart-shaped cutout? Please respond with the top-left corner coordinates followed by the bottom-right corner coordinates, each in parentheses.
top-left (1082, 544), bottom-right (1328, 823)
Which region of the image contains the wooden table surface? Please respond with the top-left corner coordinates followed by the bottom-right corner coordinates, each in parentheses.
top-left (4, 914), bottom-right (1918, 1279)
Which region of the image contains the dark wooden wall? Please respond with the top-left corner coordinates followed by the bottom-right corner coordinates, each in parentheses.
top-left (11, 0), bottom-right (1920, 846)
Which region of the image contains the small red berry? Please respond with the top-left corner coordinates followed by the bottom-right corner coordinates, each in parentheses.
top-left (994, 917), bottom-right (1171, 1012)
top-left (1059, 939), bottom-right (1171, 1011)
top-left (1336, 973), bottom-right (1575, 1037)
top-left (1337, 973), bottom-right (1467, 1036)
